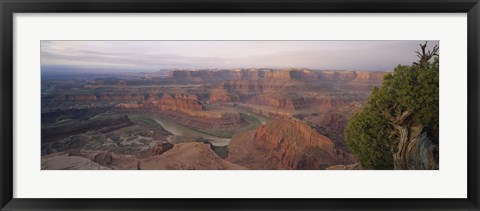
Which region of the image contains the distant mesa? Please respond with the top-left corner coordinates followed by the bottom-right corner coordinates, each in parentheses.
top-left (170, 68), bottom-right (386, 83)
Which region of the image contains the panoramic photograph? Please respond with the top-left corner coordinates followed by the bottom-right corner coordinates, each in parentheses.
top-left (40, 40), bottom-right (439, 170)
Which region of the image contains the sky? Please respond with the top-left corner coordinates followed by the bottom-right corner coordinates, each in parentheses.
top-left (41, 40), bottom-right (439, 73)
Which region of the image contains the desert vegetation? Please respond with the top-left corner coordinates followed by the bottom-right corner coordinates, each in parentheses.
top-left (345, 42), bottom-right (439, 170)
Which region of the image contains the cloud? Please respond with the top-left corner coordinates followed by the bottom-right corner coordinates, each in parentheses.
top-left (41, 40), bottom-right (439, 72)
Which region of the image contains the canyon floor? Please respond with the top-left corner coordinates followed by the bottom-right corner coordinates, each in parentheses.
top-left (41, 68), bottom-right (385, 170)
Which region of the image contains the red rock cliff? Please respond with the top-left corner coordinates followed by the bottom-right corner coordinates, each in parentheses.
top-left (147, 93), bottom-right (204, 112)
top-left (227, 117), bottom-right (356, 169)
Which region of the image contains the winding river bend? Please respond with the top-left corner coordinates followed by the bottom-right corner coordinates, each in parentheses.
top-left (151, 116), bottom-right (231, 146)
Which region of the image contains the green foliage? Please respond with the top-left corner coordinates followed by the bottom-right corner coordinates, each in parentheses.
top-left (374, 58), bottom-right (439, 128)
top-left (344, 45), bottom-right (439, 169)
top-left (344, 102), bottom-right (395, 169)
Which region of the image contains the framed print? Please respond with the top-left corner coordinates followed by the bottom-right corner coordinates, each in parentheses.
top-left (1, 0), bottom-right (479, 210)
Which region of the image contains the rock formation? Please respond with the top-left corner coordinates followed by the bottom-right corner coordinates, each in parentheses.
top-left (41, 113), bottom-right (134, 143)
top-left (114, 93), bottom-right (205, 113)
top-left (149, 93), bottom-right (204, 112)
top-left (227, 117), bottom-right (356, 169)
top-left (41, 152), bottom-right (111, 170)
top-left (140, 142), bottom-right (246, 170)
top-left (162, 110), bottom-right (248, 132)
top-left (208, 87), bottom-right (236, 103)
top-left (170, 68), bottom-right (386, 84)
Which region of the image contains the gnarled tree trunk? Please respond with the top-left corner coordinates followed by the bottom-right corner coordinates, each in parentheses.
top-left (393, 124), bottom-right (438, 170)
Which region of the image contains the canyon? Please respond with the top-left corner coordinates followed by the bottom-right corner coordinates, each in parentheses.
top-left (41, 68), bottom-right (385, 170)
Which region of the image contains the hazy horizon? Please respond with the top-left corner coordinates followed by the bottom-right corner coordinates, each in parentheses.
top-left (41, 40), bottom-right (439, 73)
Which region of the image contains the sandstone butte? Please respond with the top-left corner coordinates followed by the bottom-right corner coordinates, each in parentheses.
top-left (227, 117), bottom-right (357, 170)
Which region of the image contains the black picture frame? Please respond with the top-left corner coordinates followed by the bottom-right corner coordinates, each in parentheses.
top-left (1, 0), bottom-right (479, 210)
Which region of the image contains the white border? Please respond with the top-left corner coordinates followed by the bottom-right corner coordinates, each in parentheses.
top-left (13, 13), bottom-right (467, 198)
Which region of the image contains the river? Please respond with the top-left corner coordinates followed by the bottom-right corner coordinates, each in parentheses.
top-left (151, 116), bottom-right (231, 146)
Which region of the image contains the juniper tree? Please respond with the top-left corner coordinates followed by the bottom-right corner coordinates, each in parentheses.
top-left (344, 42), bottom-right (439, 170)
